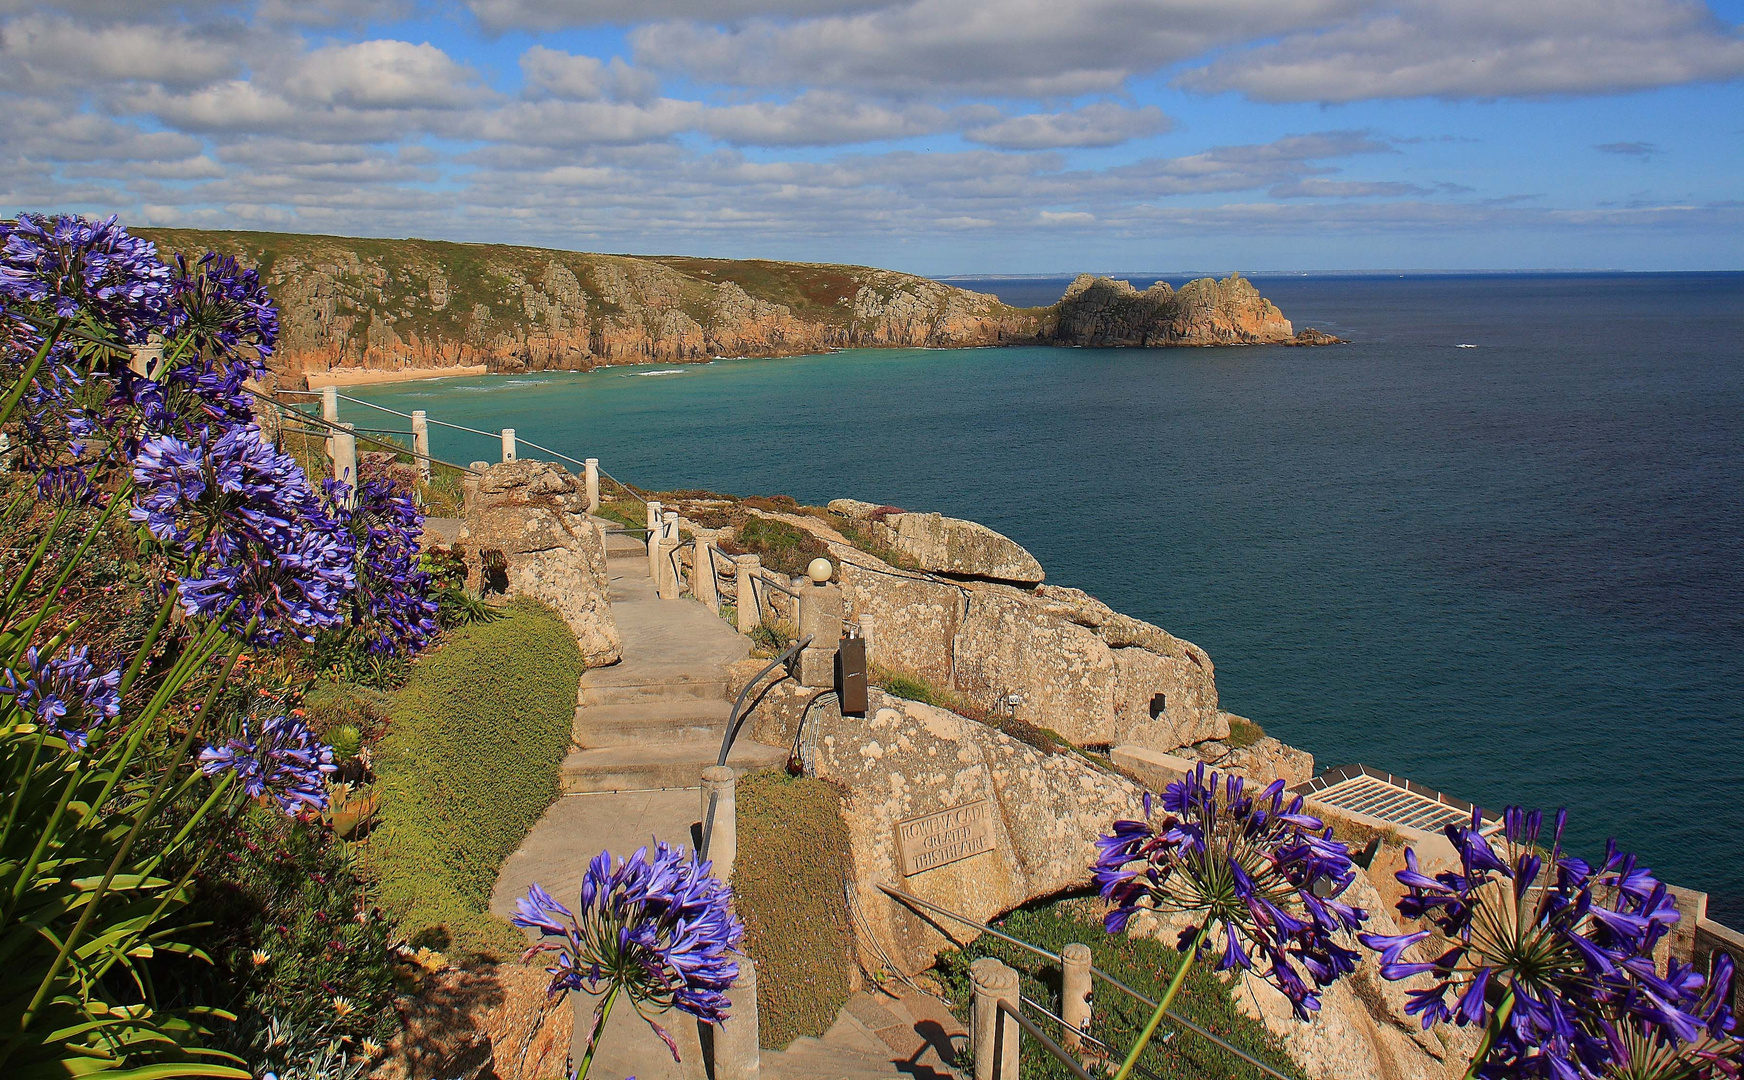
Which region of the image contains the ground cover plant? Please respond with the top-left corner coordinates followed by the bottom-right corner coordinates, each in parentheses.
top-left (370, 596), bottom-right (585, 957)
top-left (733, 770), bottom-right (857, 1047)
top-left (934, 898), bottom-right (1304, 1080)
top-left (0, 213), bottom-right (441, 1078)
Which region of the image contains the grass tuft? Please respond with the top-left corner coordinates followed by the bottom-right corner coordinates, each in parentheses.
top-left (934, 899), bottom-right (1304, 1080)
top-left (1226, 715), bottom-right (1266, 750)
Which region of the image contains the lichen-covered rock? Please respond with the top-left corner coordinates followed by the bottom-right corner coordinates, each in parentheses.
top-left (457, 460), bottom-right (622, 665)
top-left (953, 584), bottom-right (1115, 742)
top-left (808, 690), bottom-right (1146, 974)
top-left (378, 961), bottom-right (572, 1080)
top-left (828, 499), bottom-right (1044, 584)
top-left (836, 559), bottom-right (964, 689)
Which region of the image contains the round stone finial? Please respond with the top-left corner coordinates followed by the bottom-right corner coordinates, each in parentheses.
top-left (807, 557), bottom-right (834, 584)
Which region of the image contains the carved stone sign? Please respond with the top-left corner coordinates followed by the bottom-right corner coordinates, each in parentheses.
top-left (895, 799), bottom-right (995, 876)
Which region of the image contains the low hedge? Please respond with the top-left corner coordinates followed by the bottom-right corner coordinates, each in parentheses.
top-left (734, 771), bottom-right (858, 1048)
top-left (369, 597), bottom-right (586, 958)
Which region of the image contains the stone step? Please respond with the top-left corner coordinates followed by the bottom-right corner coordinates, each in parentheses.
top-left (579, 676), bottom-right (732, 707)
top-left (561, 738), bottom-right (786, 794)
top-left (764, 1038), bottom-right (906, 1080)
top-left (574, 699), bottom-right (733, 746)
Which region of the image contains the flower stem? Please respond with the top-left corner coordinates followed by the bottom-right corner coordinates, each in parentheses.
top-left (1112, 921), bottom-right (1211, 1080)
top-left (574, 983), bottom-right (621, 1080)
top-left (0, 317), bottom-right (66, 431)
top-left (1463, 986), bottom-right (1516, 1080)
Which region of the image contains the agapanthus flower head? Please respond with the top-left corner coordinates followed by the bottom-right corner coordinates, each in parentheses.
top-left (1095, 763), bottom-right (1367, 1018)
top-left (0, 644), bottom-right (122, 751)
top-left (131, 424), bottom-right (356, 644)
top-left (198, 709), bottom-right (336, 815)
top-left (162, 251), bottom-right (278, 363)
top-left (328, 472), bottom-right (438, 656)
top-left (0, 214), bottom-right (171, 343)
top-left (1357, 805), bottom-right (1718, 1080)
top-left (513, 843), bottom-right (742, 1056)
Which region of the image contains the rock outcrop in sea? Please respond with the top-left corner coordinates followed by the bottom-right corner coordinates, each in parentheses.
top-left (135, 228), bottom-right (1326, 386)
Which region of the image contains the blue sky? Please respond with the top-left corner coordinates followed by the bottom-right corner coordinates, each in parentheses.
top-left (3, 0), bottom-right (1741, 274)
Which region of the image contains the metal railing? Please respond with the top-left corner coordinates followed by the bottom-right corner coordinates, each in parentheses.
top-left (880, 884), bottom-right (1294, 1080)
top-left (258, 395), bottom-right (483, 477)
top-left (699, 633), bottom-right (813, 861)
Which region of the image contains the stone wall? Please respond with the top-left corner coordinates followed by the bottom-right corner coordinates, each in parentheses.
top-left (457, 461), bottom-right (622, 665)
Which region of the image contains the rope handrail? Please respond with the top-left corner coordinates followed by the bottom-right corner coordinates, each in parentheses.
top-left (996, 998), bottom-right (1097, 1080)
top-left (757, 569), bottom-right (799, 598)
top-left (877, 884), bottom-right (1294, 1080)
top-left (699, 633), bottom-right (813, 862)
top-left (261, 397), bottom-right (483, 477)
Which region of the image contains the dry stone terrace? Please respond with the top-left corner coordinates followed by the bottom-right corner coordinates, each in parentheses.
top-left (428, 457), bottom-right (1743, 1080)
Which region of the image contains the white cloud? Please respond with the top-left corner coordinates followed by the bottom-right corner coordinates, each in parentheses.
top-left (1180, 0), bottom-right (1744, 102)
top-left (1038, 210), bottom-right (1096, 224)
top-left (701, 92), bottom-right (951, 145)
top-left (468, 0), bottom-right (877, 31)
top-left (631, 0), bottom-right (1358, 97)
top-left (965, 103), bottom-right (1172, 149)
top-left (520, 47), bottom-right (660, 103)
top-left (0, 15), bottom-right (244, 90)
top-left (285, 40), bottom-right (482, 109)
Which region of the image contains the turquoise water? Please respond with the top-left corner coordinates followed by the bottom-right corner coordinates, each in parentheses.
top-left (354, 273), bottom-right (1744, 921)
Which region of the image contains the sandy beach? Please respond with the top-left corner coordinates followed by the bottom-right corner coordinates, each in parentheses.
top-left (303, 365), bottom-right (490, 389)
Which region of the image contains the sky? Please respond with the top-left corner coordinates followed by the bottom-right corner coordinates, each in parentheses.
top-left (3, 0), bottom-right (1742, 274)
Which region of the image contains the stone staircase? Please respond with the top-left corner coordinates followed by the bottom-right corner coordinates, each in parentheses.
top-left (562, 527), bottom-right (786, 794)
top-left (762, 989), bottom-right (965, 1080)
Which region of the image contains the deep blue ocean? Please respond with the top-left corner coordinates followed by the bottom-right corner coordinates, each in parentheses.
top-left (355, 272), bottom-right (1744, 923)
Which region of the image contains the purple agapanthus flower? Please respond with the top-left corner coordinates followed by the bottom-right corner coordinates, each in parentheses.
top-left (1356, 806), bottom-right (1727, 1080)
top-left (513, 843), bottom-right (742, 1060)
top-left (1095, 764), bottom-right (1367, 1019)
top-left (328, 473), bottom-right (438, 656)
top-left (161, 251), bottom-right (278, 362)
top-left (198, 710), bottom-right (336, 815)
top-left (0, 214), bottom-right (172, 343)
top-left (0, 645), bottom-right (122, 751)
top-left (131, 423), bottom-right (357, 644)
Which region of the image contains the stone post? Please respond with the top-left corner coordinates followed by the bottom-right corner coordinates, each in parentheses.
top-left (411, 410), bottom-right (431, 482)
top-left (734, 555), bottom-right (761, 634)
top-left (331, 424), bottom-right (358, 507)
top-left (584, 458), bottom-right (600, 515)
top-left (0, 431), bottom-right (11, 471)
top-left (694, 536), bottom-right (720, 611)
top-left (321, 386), bottom-right (339, 456)
top-left (796, 579), bottom-right (843, 688)
top-left (700, 764), bottom-right (737, 878)
top-left (658, 512), bottom-right (681, 599)
top-left (971, 957), bottom-right (1021, 1080)
top-left (646, 501), bottom-right (663, 582)
top-left (500, 427), bottom-right (516, 463)
top-left (1061, 943), bottom-right (1092, 1053)
top-left (712, 956), bottom-right (760, 1080)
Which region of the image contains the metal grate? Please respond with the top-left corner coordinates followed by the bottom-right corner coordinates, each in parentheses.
top-left (1293, 763), bottom-right (1496, 835)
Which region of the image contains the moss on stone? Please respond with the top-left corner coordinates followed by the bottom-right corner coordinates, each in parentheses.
top-left (734, 771), bottom-right (858, 1048)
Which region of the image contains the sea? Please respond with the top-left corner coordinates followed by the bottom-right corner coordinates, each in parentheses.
top-left (353, 272), bottom-right (1744, 924)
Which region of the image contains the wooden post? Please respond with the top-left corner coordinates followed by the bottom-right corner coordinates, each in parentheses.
top-left (735, 555), bottom-right (761, 634)
top-left (1061, 943), bottom-right (1092, 1054)
top-left (331, 423), bottom-right (358, 508)
top-left (411, 410), bottom-right (431, 482)
top-left (658, 512), bottom-right (681, 599)
top-left (694, 537), bottom-right (720, 611)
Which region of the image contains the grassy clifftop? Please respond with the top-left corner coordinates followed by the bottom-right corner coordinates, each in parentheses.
top-left (133, 227), bottom-right (1307, 385)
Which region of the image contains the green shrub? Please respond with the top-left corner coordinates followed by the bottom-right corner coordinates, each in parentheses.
top-left (933, 900), bottom-right (1303, 1080)
top-left (734, 772), bottom-right (857, 1048)
top-left (727, 514), bottom-right (829, 577)
top-left (1226, 715), bottom-right (1266, 750)
top-left (369, 597), bottom-right (586, 958)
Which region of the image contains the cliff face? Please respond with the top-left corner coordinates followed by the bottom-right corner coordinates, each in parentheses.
top-left (134, 229), bottom-right (1302, 384)
top-left (1044, 272), bottom-right (1294, 346)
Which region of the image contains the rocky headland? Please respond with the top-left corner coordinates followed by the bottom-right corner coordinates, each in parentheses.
top-left (136, 228), bottom-right (1333, 387)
